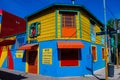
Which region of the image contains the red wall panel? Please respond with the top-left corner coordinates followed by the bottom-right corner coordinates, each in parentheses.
top-left (0, 10), bottom-right (2, 15)
top-left (8, 47), bottom-right (14, 69)
top-left (0, 10), bottom-right (26, 38)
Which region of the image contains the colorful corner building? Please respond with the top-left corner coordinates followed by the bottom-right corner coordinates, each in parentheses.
top-left (0, 4), bottom-right (106, 77)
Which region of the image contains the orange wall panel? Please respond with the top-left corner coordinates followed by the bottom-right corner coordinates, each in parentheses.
top-left (62, 27), bottom-right (76, 38)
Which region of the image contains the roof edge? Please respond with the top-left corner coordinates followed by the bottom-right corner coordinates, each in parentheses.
top-left (25, 4), bottom-right (103, 26)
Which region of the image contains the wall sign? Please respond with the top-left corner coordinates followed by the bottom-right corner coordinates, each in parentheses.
top-left (16, 50), bottom-right (23, 58)
top-left (42, 48), bottom-right (52, 64)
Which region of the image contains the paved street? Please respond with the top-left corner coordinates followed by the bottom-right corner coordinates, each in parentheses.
top-left (0, 66), bottom-right (120, 80)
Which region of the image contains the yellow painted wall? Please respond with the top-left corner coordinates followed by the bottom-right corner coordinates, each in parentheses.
top-left (28, 10), bottom-right (56, 42)
top-left (80, 11), bottom-right (91, 42)
top-left (27, 7), bottom-right (102, 44)
top-left (57, 11), bottom-right (61, 38)
top-left (76, 12), bottom-right (80, 39)
top-left (0, 36), bottom-right (16, 42)
top-left (95, 24), bottom-right (101, 44)
top-left (80, 11), bottom-right (102, 43)
top-left (6, 36), bottom-right (16, 40)
top-left (0, 35), bottom-right (16, 67)
top-left (0, 46), bottom-right (7, 67)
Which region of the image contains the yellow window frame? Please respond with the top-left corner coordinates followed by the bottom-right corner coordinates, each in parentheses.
top-left (102, 47), bottom-right (105, 60)
top-left (91, 45), bottom-right (97, 62)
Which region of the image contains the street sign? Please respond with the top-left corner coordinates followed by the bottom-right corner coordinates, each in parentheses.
top-left (117, 29), bottom-right (120, 33)
top-left (109, 30), bottom-right (117, 34)
top-left (96, 31), bottom-right (106, 35)
top-left (96, 30), bottom-right (120, 36)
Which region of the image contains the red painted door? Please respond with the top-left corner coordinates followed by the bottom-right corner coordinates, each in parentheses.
top-left (28, 50), bottom-right (38, 74)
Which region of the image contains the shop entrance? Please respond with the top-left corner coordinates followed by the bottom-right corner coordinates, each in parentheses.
top-left (28, 50), bottom-right (38, 74)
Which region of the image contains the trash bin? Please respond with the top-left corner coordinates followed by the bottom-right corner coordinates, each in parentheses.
top-left (108, 63), bottom-right (114, 77)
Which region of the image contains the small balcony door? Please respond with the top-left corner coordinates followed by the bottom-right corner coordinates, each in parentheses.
top-left (61, 13), bottom-right (76, 38)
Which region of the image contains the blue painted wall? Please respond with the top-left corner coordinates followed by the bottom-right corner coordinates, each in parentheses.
top-left (81, 40), bottom-right (105, 75)
top-left (2, 58), bottom-right (7, 68)
top-left (2, 37), bottom-right (104, 77)
top-left (39, 40), bottom-right (105, 77)
top-left (12, 33), bottom-right (26, 72)
top-left (81, 40), bottom-right (93, 75)
top-left (39, 40), bottom-right (58, 77)
top-left (92, 44), bottom-right (105, 71)
top-left (56, 40), bottom-right (85, 77)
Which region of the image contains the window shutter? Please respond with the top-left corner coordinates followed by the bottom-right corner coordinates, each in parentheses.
top-left (35, 22), bottom-right (40, 36)
top-left (29, 24), bottom-right (33, 37)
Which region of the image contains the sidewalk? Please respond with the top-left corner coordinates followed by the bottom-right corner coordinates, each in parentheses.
top-left (93, 65), bottom-right (120, 80)
top-left (0, 68), bottom-right (97, 80)
top-left (0, 66), bottom-right (120, 80)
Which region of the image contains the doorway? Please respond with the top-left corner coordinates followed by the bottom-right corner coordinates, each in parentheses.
top-left (27, 50), bottom-right (38, 74)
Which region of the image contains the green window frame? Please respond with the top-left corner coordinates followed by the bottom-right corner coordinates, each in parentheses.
top-left (29, 22), bottom-right (40, 38)
top-left (102, 47), bottom-right (105, 60)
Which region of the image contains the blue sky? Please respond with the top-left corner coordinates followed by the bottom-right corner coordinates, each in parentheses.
top-left (0, 0), bottom-right (120, 24)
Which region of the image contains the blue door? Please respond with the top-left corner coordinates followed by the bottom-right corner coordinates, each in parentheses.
top-left (86, 53), bottom-right (93, 74)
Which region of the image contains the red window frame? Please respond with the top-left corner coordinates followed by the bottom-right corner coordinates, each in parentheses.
top-left (102, 48), bottom-right (105, 60)
top-left (91, 46), bottom-right (97, 62)
top-left (59, 49), bottom-right (79, 66)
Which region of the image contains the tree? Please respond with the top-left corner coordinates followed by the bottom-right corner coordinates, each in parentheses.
top-left (107, 19), bottom-right (114, 28)
top-left (107, 19), bottom-right (120, 64)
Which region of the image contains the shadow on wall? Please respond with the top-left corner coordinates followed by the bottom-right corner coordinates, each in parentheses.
top-left (0, 71), bottom-right (27, 80)
top-left (22, 51), bottom-right (26, 62)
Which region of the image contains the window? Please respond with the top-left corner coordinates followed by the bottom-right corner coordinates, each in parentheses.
top-left (90, 19), bottom-right (96, 42)
top-left (102, 48), bottom-right (105, 60)
top-left (16, 37), bottom-right (25, 49)
top-left (61, 13), bottom-right (76, 38)
top-left (59, 49), bottom-right (79, 66)
top-left (101, 35), bottom-right (105, 44)
top-left (62, 13), bottom-right (75, 27)
top-left (91, 46), bottom-right (97, 62)
top-left (29, 22), bottom-right (40, 38)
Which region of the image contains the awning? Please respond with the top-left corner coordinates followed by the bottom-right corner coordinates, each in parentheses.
top-left (18, 44), bottom-right (38, 50)
top-left (0, 40), bottom-right (16, 46)
top-left (57, 42), bottom-right (84, 49)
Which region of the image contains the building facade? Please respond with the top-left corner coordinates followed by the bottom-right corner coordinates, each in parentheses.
top-left (0, 10), bottom-right (26, 71)
top-left (0, 4), bottom-right (106, 77)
